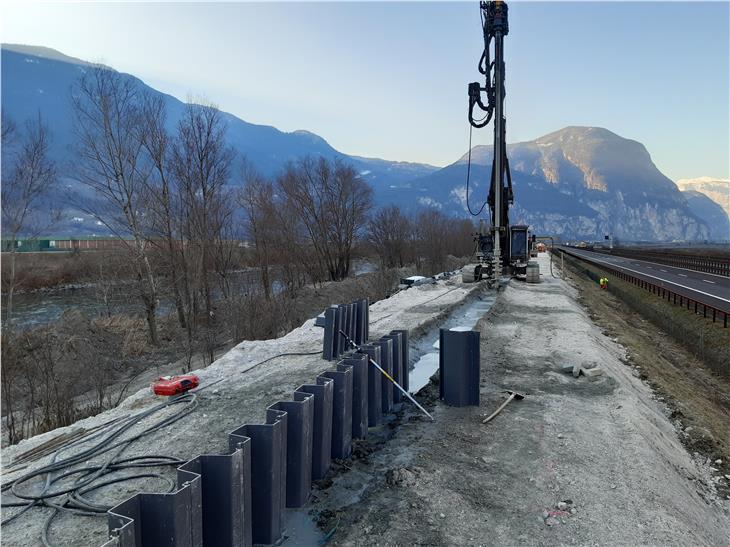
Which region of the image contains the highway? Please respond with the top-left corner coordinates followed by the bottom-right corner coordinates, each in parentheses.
top-left (559, 247), bottom-right (730, 314)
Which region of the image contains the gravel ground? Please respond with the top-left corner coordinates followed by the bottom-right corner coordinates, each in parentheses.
top-left (4, 254), bottom-right (729, 546)
top-left (1, 275), bottom-right (478, 547)
top-left (308, 253), bottom-right (730, 546)
top-left (562, 255), bottom-right (730, 498)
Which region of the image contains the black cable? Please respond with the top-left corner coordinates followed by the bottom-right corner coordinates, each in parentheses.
top-left (240, 349), bottom-right (323, 374)
top-left (465, 124), bottom-right (488, 217)
top-left (1, 393), bottom-right (197, 547)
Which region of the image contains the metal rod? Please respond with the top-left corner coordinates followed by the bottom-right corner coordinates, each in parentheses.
top-left (338, 330), bottom-right (434, 421)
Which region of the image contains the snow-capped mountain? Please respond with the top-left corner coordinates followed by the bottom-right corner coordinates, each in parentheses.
top-left (675, 177), bottom-right (730, 216)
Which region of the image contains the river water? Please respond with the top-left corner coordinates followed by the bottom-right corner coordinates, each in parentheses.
top-left (2, 260), bottom-right (378, 330)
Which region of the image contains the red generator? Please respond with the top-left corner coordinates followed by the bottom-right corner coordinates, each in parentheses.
top-left (152, 375), bottom-right (199, 396)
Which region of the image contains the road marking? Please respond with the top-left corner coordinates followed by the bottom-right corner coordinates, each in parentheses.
top-left (660, 269), bottom-right (667, 272)
top-left (610, 254), bottom-right (728, 279)
top-left (678, 273), bottom-right (687, 277)
top-left (703, 279), bottom-right (716, 284)
top-left (568, 250), bottom-right (730, 305)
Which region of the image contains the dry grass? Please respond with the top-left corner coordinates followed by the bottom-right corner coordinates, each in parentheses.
top-left (561, 253), bottom-right (730, 376)
top-left (561, 254), bottom-right (730, 496)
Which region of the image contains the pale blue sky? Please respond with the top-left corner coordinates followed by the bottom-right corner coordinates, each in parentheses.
top-left (3, 1), bottom-right (729, 180)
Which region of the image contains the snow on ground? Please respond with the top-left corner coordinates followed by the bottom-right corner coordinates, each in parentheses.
top-left (1, 275), bottom-right (479, 547)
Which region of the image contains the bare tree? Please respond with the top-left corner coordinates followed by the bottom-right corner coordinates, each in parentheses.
top-left (278, 156), bottom-right (373, 282)
top-left (170, 101), bottom-right (235, 364)
top-left (237, 162), bottom-right (277, 298)
top-left (367, 205), bottom-right (412, 268)
top-left (414, 209), bottom-right (451, 275)
top-left (1, 113), bottom-right (17, 146)
top-left (1, 114), bottom-right (57, 328)
top-left (72, 65), bottom-right (160, 344)
top-left (139, 92), bottom-right (187, 329)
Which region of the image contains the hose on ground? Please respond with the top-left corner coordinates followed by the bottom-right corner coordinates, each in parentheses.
top-left (1, 392), bottom-right (197, 547)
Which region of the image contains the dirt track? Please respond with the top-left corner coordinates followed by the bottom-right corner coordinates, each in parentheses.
top-left (562, 257), bottom-right (730, 499)
top-left (310, 254), bottom-right (730, 546)
top-left (3, 255), bottom-right (729, 546)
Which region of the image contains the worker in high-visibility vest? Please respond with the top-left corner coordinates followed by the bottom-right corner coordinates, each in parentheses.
top-left (599, 277), bottom-right (608, 290)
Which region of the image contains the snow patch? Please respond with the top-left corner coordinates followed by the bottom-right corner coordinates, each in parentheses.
top-left (418, 197), bottom-right (442, 209)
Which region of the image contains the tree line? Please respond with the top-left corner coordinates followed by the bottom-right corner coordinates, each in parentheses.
top-left (1, 63), bottom-right (477, 443)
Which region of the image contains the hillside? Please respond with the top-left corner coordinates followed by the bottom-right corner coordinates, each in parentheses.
top-left (393, 127), bottom-right (714, 241)
top-left (1, 44), bottom-right (438, 235)
top-left (2, 45), bottom-right (716, 241)
top-left (681, 190), bottom-right (730, 241)
top-left (676, 177), bottom-right (730, 216)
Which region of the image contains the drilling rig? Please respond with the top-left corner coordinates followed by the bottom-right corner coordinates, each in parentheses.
top-left (462, 0), bottom-right (530, 284)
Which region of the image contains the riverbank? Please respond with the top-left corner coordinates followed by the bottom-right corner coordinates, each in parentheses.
top-left (0, 274), bottom-right (479, 547)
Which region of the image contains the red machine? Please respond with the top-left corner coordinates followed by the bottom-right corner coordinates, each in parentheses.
top-left (152, 375), bottom-right (199, 396)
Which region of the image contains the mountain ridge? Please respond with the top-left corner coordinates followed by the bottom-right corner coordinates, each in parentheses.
top-left (2, 44), bottom-right (722, 241)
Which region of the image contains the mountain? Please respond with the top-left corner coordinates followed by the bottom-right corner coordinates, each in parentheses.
top-left (1, 44), bottom-right (438, 235)
top-left (388, 127), bottom-right (713, 241)
top-left (675, 177), bottom-right (730, 217)
top-left (1, 45), bottom-right (715, 241)
top-left (680, 190), bottom-right (730, 241)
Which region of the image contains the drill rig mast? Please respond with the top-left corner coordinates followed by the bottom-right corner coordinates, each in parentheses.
top-left (462, 1), bottom-right (523, 285)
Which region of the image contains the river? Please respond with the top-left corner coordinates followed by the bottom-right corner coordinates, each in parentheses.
top-left (2, 260), bottom-right (378, 329)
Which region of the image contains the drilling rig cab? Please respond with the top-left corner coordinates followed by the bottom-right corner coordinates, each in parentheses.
top-left (462, 1), bottom-right (533, 284)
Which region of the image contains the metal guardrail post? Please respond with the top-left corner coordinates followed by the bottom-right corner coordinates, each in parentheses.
top-left (177, 449), bottom-right (250, 547)
top-left (267, 393), bottom-right (314, 508)
top-left (359, 344), bottom-right (383, 426)
top-left (383, 332), bottom-right (403, 404)
top-left (342, 353), bottom-right (369, 438)
top-left (439, 329), bottom-right (481, 407)
top-left (355, 299), bottom-right (368, 344)
top-left (298, 376), bottom-right (334, 480)
top-left (344, 304), bottom-right (353, 346)
top-left (229, 412), bottom-right (286, 545)
top-left (322, 306), bottom-right (338, 361)
top-left (376, 337), bottom-right (394, 413)
top-left (105, 484), bottom-right (201, 547)
top-left (322, 364), bottom-right (354, 459)
top-left (390, 329), bottom-right (410, 393)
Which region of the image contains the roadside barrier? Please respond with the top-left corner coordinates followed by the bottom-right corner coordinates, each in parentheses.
top-left (560, 248), bottom-right (729, 328)
top-left (594, 248), bottom-right (730, 277)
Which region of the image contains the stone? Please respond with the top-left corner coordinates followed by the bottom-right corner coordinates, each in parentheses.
top-left (545, 517), bottom-right (559, 526)
top-left (714, 459), bottom-right (722, 464)
top-left (439, 513), bottom-right (446, 519)
top-left (581, 367), bottom-right (604, 378)
top-left (572, 364), bottom-right (581, 378)
top-left (386, 468), bottom-right (417, 487)
top-left (561, 364), bottom-right (575, 373)
top-left (542, 510), bottom-right (550, 519)
top-left (557, 502), bottom-right (568, 510)
top-left (570, 508), bottom-right (577, 514)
